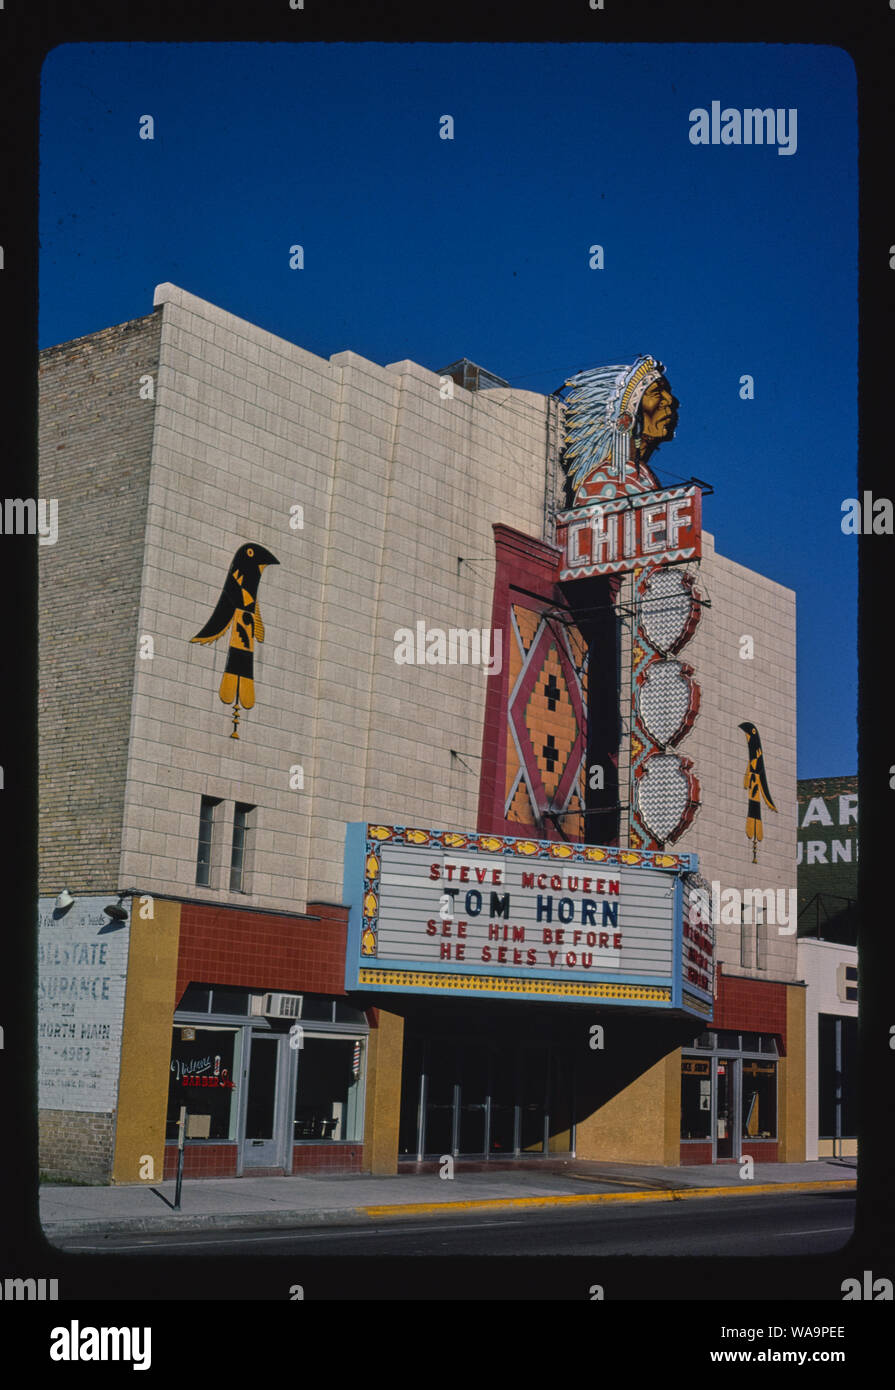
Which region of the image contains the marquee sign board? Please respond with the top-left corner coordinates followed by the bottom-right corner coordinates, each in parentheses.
top-left (344, 824), bottom-right (713, 1016)
top-left (555, 484), bottom-right (702, 579)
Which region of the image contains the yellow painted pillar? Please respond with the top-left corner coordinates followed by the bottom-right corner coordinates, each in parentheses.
top-left (778, 982), bottom-right (806, 1161)
top-left (363, 1008), bottom-right (405, 1174)
top-left (111, 899), bottom-right (181, 1184)
top-left (575, 1048), bottom-right (681, 1165)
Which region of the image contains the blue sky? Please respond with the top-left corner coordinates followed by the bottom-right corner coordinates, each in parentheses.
top-left (39, 42), bottom-right (857, 778)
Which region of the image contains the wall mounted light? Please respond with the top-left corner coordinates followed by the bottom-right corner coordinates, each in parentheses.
top-left (103, 892), bottom-right (130, 922)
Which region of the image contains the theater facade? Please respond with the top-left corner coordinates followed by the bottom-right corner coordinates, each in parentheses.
top-left (37, 285), bottom-right (804, 1182)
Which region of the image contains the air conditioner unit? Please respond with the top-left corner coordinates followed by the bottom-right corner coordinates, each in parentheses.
top-left (262, 992), bottom-right (303, 1019)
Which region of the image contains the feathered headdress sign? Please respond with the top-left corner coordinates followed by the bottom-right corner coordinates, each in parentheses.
top-left (562, 354), bottom-right (665, 503)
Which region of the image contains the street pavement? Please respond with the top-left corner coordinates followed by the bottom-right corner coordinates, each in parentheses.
top-left (39, 1157), bottom-right (856, 1241)
top-left (53, 1191), bottom-right (856, 1259)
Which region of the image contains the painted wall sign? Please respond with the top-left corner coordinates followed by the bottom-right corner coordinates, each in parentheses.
top-left (556, 485), bottom-right (702, 579)
top-left (797, 777), bottom-right (858, 869)
top-left (344, 824), bottom-right (712, 1016)
top-left (191, 542), bottom-right (279, 738)
top-left (37, 895), bottom-right (130, 1113)
top-left (796, 775), bottom-right (857, 940)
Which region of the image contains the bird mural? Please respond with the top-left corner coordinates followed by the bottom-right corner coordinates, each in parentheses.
top-left (191, 543), bottom-right (279, 738)
top-left (737, 722), bottom-right (777, 862)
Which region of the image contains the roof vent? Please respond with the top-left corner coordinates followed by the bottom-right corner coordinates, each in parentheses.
top-left (436, 358), bottom-right (509, 393)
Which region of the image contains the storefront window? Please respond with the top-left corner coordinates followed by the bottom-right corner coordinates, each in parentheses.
top-left (680, 1057), bottom-right (712, 1139)
top-left (681, 1040), bottom-right (779, 1146)
top-left (741, 1060), bottom-right (777, 1139)
top-left (166, 1026), bottom-right (241, 1140)
top-left (211, 987), bottom-right (249, 1015)
top-left (818, 1014), bottom-right (858, 1138)
top-left (178, 984), bottom-right (211, 1013)
top-left (294, 1036), bottom-right (365, 1141)
top-left (301, 997), bottom-right (338, 1022)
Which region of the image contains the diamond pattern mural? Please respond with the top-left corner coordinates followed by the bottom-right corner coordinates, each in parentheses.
top-left (504, 604), bottom-right (588, 839)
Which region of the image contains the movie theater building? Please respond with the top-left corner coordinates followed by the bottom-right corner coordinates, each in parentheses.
top-left (38, 283), bottom-right (803, 1183)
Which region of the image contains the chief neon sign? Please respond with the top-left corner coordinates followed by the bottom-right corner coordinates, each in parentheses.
top-left (556, 484), bottom-right (702, 579)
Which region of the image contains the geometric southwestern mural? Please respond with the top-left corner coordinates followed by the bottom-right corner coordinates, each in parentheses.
top-left (504, 602), bottom-right (588, 841)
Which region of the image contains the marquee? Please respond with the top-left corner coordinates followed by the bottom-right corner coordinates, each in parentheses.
top-left (344, 824), bottom-right (713, 1016)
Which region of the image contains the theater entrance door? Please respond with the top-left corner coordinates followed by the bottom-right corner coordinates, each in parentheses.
top-left (399, 1034), bottom-right (574, 1159)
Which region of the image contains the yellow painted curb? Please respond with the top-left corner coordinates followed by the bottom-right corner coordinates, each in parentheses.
top-left (360, 1180), bottom-right (856, 1220)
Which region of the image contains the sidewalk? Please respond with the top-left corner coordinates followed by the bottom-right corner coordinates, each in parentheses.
top-left (39, 1159), bottom-right (856, 1240)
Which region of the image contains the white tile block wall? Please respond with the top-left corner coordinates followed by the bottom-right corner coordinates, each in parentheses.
top-left (119, 285), bottom-right (798, 975)
top-left (672, 531), bottom-right (798, 983)
top-left (121, 287), bottom-right (549, 912)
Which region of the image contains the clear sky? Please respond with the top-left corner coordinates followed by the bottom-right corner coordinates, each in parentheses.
top-left (39, 42), bottom-right (857, 779)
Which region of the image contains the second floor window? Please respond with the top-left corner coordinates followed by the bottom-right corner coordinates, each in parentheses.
top-left (230, 803), bottom-right (256, 892)
top-left (196, 796), bottom-right (222, 887)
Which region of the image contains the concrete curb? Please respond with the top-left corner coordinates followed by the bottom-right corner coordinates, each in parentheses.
top-left (41, 1179), bottom-right (856, 1241)
top-left (42, 1207), bottom-right (383, 1239)
top-left (362, 1179), bottom-right (857, 1218)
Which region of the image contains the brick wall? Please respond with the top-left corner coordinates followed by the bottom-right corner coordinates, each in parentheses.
top-left (291, 1144), bottom-right (363, 1173)
top-left (39, 1109), bottom-right (115, 1182)
top-left (161, 1142), bottom-right (364, 1178)
top-left (163, 1143), bottom-right (237, 1179)
top-left (175, 900), bottom-right (349, 1003)
top-left (38, 312), bottom-right (162, 893)
top-left (713, 964), bottom-right (789, 1045)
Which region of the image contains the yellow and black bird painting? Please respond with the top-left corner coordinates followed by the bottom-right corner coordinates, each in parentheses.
top-left (191, 543), bottom-right (279, 738)
top-left (738, 721), bottom-right (777, 862)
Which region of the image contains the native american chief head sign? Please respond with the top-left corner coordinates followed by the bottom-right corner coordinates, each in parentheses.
top-left (562, 354), bottom-right (679, 506)
top-left (557, 355), bottom-right (703, 851)
top-left (557, 354), bottom-right (699, 580)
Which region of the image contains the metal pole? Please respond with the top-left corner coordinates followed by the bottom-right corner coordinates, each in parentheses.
top-left (834, 1018), bottom-right (842, 1161)
top-left (174, 1105), bottom-right (186, 1211)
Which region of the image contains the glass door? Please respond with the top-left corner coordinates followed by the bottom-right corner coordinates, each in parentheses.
top-left (422, 1041), bottom-right (457, 1157)
top-left (519, 1045), bottom-right (547, 1153)
top-left (488, 1044), bottom-right (517, 1155)
top-left (457, 1043), bottom-right (488, 1155)
top-left (714, 1056), bottom-right (740, 1160)
top-left (242, 1032), bottom-right (286, 1167)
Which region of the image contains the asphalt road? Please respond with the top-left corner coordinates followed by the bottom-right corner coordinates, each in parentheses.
top-left (57, 1191), bottom-right (856, 1258)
